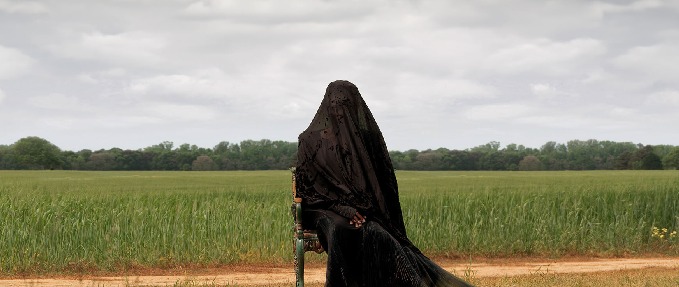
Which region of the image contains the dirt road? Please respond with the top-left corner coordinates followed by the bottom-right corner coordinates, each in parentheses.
top-left (2, 257), bottom-right (678, 287)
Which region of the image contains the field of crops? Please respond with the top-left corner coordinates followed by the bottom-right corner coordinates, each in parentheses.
top-left (1, 170), bottom-right (678, 274)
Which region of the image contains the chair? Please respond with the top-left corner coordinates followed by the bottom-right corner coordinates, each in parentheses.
top-left (291, 167), bottom-right (324, 287)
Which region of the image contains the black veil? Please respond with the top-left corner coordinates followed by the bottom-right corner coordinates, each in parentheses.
top-left (296, 80), bottom-right (411, 248)
top-left (295, 80), bottom-right (474, 287)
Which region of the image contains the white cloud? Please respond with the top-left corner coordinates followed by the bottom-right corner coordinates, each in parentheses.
top-left (514, 115), bottom-right (591, 129)
top-left (101, 68), bottom-right (127, 77)
top-left (127, 69), bottom-right (229, 99)
top-left (2, 1), bottom-right (679, 151)
top-left (608, 107), bottom-right (637, 117)
top-left (613, 44), bottom-right (679, 82)
top-left (0, 45), bottom-right (35, 79)
top-left (589, 0), bottom-right (666, 18)
top-left (484, 38), bottom-right (606, 76)
top-left (49, 31), bottom-right (167, 66)
top-left (0, 87), bottom-right (5, 104)
top-left (76, 74), bottom-right (99, 84)
top-left (531, 84), bottom-right (558, 99)
top-left (140, 102), bottom-right (217, 122)
top-left (184, 0), bottom-right (374, 23)
top-left (530, 83), bottom-right (577, 100)
top-left (359, 74), bottom-right (497, 119)
top-left (39, 117), bottom-right (76, 130)
top-left (582, 69), bottom-right (613, 84)
top-left (0, 0), bottom-right (47, 14)
top-left (463, 104), bottom-right (534, 121)
top-left (29, 94), bottom-right (92, 112)
top-left (646, 90), bottom-right (679, 106)
top-left (77, 68), bottom-right (129, 84)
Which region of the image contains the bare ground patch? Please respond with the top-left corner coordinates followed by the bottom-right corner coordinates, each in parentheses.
top-left (1, 257), bottom-right (678, 287)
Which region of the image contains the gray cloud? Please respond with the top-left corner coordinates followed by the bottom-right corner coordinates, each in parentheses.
top-left (0, 45), bottom-right (35, 79)
top-left (48, 31), bottom-right (168, 67)
top-left (1, 0), bottom-right (678, 151)
top-left (0, 0), bottom-right (47, 14)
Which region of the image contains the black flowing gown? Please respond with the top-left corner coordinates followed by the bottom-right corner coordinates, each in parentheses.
top-left (296, 80), bottom-right (474, 287)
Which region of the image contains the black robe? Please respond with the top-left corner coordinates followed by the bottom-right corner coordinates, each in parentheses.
top-left (296, 80), bottom-right (474, 287)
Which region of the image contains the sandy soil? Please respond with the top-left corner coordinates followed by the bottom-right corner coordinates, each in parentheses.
top-left (2, 257), bottom-right (678, 287)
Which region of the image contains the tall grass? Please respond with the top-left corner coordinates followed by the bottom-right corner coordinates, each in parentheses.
top-left (398, 171), bottom-right (679, 257)
top-left (0, 170), bottom-right (677, 274)
top-left (0, 171), bottom-right (290, 273)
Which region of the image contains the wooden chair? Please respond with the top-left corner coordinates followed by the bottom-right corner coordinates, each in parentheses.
top-left (291, 168), bottom-right (324, 287)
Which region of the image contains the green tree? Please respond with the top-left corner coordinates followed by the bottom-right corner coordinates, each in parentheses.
top-left (0, 144), bottom-right (10, 169)
top-left (518, 155), bottom-right (542, 171)
top-left (662, 147), bottom-right (679, 170)
top-left (614, 151), bottom-right (632, 170)
top-left (449, 150), bottom-right (478, 170)
top-left (86, 151), bottom-right (117, 170)
top-left (9, 137), bottom-right (63, 169)
top-left (402, 149), bottom-right (419, 170)
top-left (630, 145), bottom-right (663, 170)
top-left (413, 150), bottom-right (442, 170)
top-left (117, 150), bottom-right (152, 170)
top-left (177, 144), bottom-right (204, 171)
top-left (566, 139), bottom-right (598, 170)
top-left (60, 150), bottom-right (86, 170)
top-left (539, 141), bottom-right (569, 170)
top-left (192, 155), bottom-right (217, 171)
top-left (144, 141), bottom-right (179, 170)
top-left (214, 141), bottom-right (242, 170)
top-left (653, 145), bottom-right (676, 160)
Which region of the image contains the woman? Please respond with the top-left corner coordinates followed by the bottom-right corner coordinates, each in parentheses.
top-left (296, 80), bottom-right (474, 287)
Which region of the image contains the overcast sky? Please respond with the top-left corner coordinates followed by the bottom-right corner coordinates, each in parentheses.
top-left (1, 0), bottom-right (678, 152)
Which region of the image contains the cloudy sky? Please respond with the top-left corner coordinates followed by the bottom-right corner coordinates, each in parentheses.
top-left (1, 0), bottom-right (678, 152)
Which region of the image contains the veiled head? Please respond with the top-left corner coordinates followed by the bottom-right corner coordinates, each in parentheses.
top-left (326, 80), bottom-right (360, 115)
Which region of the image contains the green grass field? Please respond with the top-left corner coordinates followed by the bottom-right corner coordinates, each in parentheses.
top-left (1, 170), bottom-right (678, 274)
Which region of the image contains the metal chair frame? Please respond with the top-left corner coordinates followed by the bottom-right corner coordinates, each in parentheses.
top-left (291, 168), bottom-right (324, 287)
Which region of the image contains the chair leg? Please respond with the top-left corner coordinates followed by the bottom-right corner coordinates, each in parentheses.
top-left (295, 238), bottom-right (305, 287)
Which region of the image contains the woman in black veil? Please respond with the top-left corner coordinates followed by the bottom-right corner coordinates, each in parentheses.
top-left (296, 80), bottom-right (474, 287)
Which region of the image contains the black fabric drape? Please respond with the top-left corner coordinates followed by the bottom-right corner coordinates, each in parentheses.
top-left (296, 80), bottom-right (473, 287)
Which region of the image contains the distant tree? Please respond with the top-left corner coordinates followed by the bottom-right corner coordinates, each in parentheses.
top-left (86, 152), bottom-right (117, 170)
top-left (477, 151), bottom-right (505, 170)
top-left (614, 151), bottom-right (632, 170)
top-left (389, 150), bottom-right (404, 169)
top-left (175, 144), bottom-right (209, 171)
top-left (518, 155), bottom-right (542, 171)
top-left (401, 149), bottom-right (419, 170)
top-left (117, 149), bottom-right (152, 170)
top-left (630, 145), bottom-right (663, 170)
top-left (598, 141), bottom-right (637, 169)
top-left (270, 140), bottom-right (298, 169)
top-left (566, 139), bottom-right (597, 170)
top-left (192, 155), bottom-right (218, 171)
top-left (9, 137), bottom-right (63, 169)
top-left (1, 137), bottom-right (676, 171)
top-left (539, 141), bottom-right (568, 170)
top-left (450, 150), bottom-right (478, 170)
top-left (501, 143), bottom-right (526, 170)
top-left (145, 141), bottom-right (179, 170)
top-left (151, 151), bottom-right (179, 170)
top-left (0, 144), bottom-right (10, 169)
top-left (60, 150), bottom-right (85, 170)
top-left (145, 141), bottom-right (174, 153)
top-left (470, 141), bottom-right (501, 153)
top-left (414, 150), bottom-right (441, 170)
top-left (662, 147), bottom-right (679, 170)
top-left (653, 145), bottom-right (676, 161)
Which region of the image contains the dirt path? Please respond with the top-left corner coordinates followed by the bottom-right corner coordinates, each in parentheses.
top-left (2, 258), bottom-right (678, 287)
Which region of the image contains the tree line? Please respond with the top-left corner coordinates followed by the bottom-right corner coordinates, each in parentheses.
top-left (1, 136), bottom-right (678, 171)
